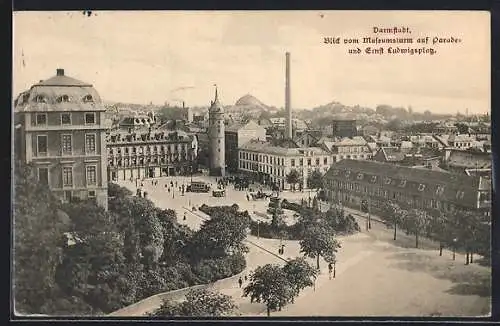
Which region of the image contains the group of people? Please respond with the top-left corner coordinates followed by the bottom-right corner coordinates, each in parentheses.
top-left (238, 274), bottom-right (249, 288)
top-left (135, 178), bottom-right (188, 199)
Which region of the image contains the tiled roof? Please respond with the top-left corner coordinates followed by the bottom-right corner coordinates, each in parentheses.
top-left (448, 134), bottom-right (476, 142)
top-left (366, 142), bottom-right (378, 151)
top-left (34, 75), bottom-right (92, 87)
top-left (448, 150), bottom-right (492, 169)
top-left (14, 85), bottom-right (104, 112)
top-left (378, 136), bottom-right (391, 143)
top-left (240, 140), bottom-right (329, 156)
top-left (324, 159), bottom-right (484, 208)
top-left (225, 122), bottom-right (245, 132)
top-left (379, 147), bottom-right (405, 162)
top-left (400, 141), bottom-right (413, 148)
top-left (107, 127), bottom-right (193, 144)
top-left (226, 120), bottom-right (262, 132)
top-left (293, 131), bottom-right (319, 144)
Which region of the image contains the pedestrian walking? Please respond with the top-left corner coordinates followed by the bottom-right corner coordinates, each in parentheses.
top-left (183, 213), bottom-right (186, 221)
top-left (238, 277), bottom-right (243, 288)
top-left (244, 275), bottom-right (247, 282)
top-left (328, 262), bottom-right (333, 280)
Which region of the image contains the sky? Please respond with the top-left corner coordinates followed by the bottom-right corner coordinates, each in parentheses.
top-left (13, 11), bottom-right (490, 114)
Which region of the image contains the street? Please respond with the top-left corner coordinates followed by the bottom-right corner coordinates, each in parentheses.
top-left (117, 176), bottom-right (491, 317)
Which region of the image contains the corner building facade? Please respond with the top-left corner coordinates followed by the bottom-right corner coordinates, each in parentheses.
top-left (324, 159), bottom-right (491, 217)
top-left (106, 116), bottom-right (197, 181)
top-left (208, 87), bottom-right (225, 176)
top-left (14, 69), bottom-right (108, 210)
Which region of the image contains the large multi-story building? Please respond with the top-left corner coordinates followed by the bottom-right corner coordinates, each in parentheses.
top-left (225, 120), bottom-right (266, 173)
top-left (317, 136), bottom-right (372, 162)
top-left (208, 86), bottom-right (225, 176)
top-left (332, 119), bottom-right (357, 138)
top-left (14, 68), bottom-right (108, 209)
top-left (106, 114), bottom-right (197, 181)
top-left (324, 159), bottom-right (491, 217)
top-left (238, 140), bottom-right (331, 190)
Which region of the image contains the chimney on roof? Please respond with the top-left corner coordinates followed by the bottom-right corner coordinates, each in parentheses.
top-left (56, 68), bottom-right (64, 76)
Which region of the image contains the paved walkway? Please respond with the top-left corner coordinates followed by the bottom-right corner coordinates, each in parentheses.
top-left (117, 178), bottom-right (490, 317)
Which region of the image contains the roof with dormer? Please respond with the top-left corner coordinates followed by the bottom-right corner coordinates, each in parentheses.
top-left (324, 159), bottom-right (489, 209)
top-left (239, 140), bottom-right (329, 156)
top-left (14, 69), bottom-right (104, 113)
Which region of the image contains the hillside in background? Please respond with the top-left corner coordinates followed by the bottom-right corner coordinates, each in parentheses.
top-left (104, 97), bottom-right (458, 128)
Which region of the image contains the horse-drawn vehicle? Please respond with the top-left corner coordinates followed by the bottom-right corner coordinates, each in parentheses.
top-left (212, 189), bottom-right (226, 197)
top-left (250, 191), bottom-right (272, 200)
top-left (186, 181), bottom-right (210, 193)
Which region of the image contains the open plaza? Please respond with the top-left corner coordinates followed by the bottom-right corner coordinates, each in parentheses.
top-left (117, 174), bottom-right (491, 317)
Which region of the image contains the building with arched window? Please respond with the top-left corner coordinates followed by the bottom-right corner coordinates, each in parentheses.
top-left (106, 114), bottom-right (197, 181)
top-left (14, 68), bottom-right (108, 209)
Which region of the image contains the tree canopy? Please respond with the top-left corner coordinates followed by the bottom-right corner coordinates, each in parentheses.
top-left (282, 257), bottom-right (317, 300)
top-left (189, 209), bottom-right (250, 259)
top-left (243, 264), bottom-right (294, 316)
top-left (300, 224), bottom-right (341, 269)
top-left (307, 169), bottom-right (324, 190)
top-left (286, 169), bottom-right (301, 191)
top-left (152, 288), bottom-right (237, 317)
top-left (13, 162), bottom-right (68, 314)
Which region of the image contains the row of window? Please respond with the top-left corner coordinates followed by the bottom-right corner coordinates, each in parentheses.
top-left (326, 178), bottom-right (466, 201)
top-left (108, 144), bottom-right (189, 155)
top-left (330, 190), bottom-right (449, 211)
top-left (109, 155), bottom-right (189, 167)
top-left (239, 152), bottom-right (369, 166)
top-left (38, 165), bottom-right (97, 187)
top-left (239, 152), bottom-right (287, 165)
top-left (451, 142), bottom-right (472, 148)
top-left (239, 161), bottom-right (287, 177)
top-left (291, 157), bottom-right (329, 167)
top-left (34, 112), bottom-right (97, 126)
top-left (329, 170), bottom-right (444, 193)
top-left (36, 133), bottom-right (96, 156)
top-left (337, 146), bottom-right (367, 154)
top-left (34, 94), bottom-right (94, 104)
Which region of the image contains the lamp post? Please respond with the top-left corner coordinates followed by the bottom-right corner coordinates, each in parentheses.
top-left (333, 260), bottom-right (336, 279)
top-left (257, 220), bottom-right (260, 239)
top-left (368, 196), bottom-right (372, 229)
top-left (452, 238), bottom-right (457, 260)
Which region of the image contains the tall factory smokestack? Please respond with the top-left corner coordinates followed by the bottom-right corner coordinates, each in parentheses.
top-left (285, 52), bottom-right (292, 139)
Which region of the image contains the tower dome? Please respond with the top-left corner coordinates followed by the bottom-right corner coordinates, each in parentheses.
top-left (235, 94), bottom-right (265, 107)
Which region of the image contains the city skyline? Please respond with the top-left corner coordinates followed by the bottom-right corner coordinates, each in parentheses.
top-left (13, 11), bottom-right (490, 114)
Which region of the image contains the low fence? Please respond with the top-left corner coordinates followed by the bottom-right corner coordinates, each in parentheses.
top-left (109, 270), bottom-right (246, 317)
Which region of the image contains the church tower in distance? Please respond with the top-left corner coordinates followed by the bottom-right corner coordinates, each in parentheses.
top-left (208, 85), bottom-right (225, 176)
